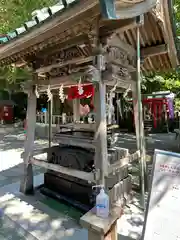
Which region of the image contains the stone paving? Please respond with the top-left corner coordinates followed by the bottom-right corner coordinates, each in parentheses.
top-left (0, 127), bottom-right (46, 187)
top-left (0, 215), bottom-right (35, 240)
top-left (0, 126), bottom-right (178, 239)
top-left (0, 127), bottom-right (46, 239)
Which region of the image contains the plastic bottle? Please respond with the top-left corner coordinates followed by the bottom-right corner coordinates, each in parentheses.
top-left (96, 187), bottom-right (109, 218)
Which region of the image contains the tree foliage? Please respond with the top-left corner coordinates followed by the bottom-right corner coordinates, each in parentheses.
top-left (142, 71), bottom-right (180, 110)
top-left (174, 0), bottom-right (180, 35)
top-left (0, 0), bottom-right (57, 90)
top-left (0, 66), bottom-right (32, 90)
top-left (0, 0), bottom-right (57, 33)
top-left (0, 0), bottom-right (180, 95)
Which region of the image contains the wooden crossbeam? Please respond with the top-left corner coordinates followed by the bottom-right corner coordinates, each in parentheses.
top-left (36, 44), bottom-right (167, 75)
top-left (141, 44), bottom-right (167, 58)
top-left (37, 66), bottom-right (133, 91)
top-left (36, 56), bottom-right (93, 74)
top-left (31, 157), bottom-right (96, 182)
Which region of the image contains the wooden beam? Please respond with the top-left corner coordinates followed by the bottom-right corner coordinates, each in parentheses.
top-left (36, 56), bottom-right (93, 74)
top-left (39, 82), bottom-right (92, 92)
top-left (37, 69), bottom-right (133, 92)
top-left (31, 158), bottom-right (96, 182)
top-left (38, 75), bottom-right (72, 86)
top-left (141, 44), bottom-right (167, 58)
top-left (36, 34), bottom-right (89, 59)
top-left (104, 77), bottom-right (132, 89)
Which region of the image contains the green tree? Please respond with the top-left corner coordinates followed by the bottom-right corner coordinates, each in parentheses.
top-left (0, 0), bottom-right (57, 33)
top-left (174, 0), bottom-right (180, 35)
top-left (142, 71), bottom-right (180, 110)
top-left (0, 0), bottom-right (180, 92)
top-left (0, 0), bottom-right (57, 90)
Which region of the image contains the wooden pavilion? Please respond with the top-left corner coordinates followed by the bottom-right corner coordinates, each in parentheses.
top-left (0, 0), bottom-right (179, 229)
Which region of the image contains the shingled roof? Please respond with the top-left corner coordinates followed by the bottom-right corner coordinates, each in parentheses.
top-left (0, 0), bottom-right (178, 74)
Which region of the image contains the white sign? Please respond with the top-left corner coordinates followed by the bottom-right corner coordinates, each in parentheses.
top-left (142, 149), bottom-right (180, 240)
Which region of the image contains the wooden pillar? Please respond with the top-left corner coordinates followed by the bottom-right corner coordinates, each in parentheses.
top-left (48, 95), bottom-right (53, 148)
top-left (116, 93), bottom-right (120, 126)
top-left (107, 92), bottom-right (112, 125)
top-left (132, 75), bottom-right (147, 204)
top-left (20, 84), bottom-right (37, 194)
top-left (131, 16), bottom-right (148, 206)
top-left (132, 81), bottom-right (140, 149)
top-left (73, 99), bottom-right (80, 122)
top-left (94, 70), bottom-right (108, 186)
top-left (91, 18), bottom-right (108, 186)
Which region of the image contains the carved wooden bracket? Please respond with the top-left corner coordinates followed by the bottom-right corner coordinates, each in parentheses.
top-left (106, 46), bottom-right (136, 71)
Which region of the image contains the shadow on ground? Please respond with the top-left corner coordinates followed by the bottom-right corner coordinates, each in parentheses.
top-left (0, 127), bottom-right (179, 239)
top-left (0, 190), bottom-right (142, 240)
top-left (117, 132), bottom-right (179, 156)
top-left (0, 163), bottom-right (45, 188)
top-left (0, 190), bottom-right (87, 240)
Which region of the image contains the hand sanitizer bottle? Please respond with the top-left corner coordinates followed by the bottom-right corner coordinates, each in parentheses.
top-left (96, 186), bottom-right (109, 218)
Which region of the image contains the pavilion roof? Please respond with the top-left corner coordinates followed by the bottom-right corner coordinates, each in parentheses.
top-left (0, 0), bottom-right (178, 75)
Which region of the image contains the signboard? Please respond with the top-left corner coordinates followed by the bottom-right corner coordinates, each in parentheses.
top-left (142, 149), bottom-right (180, 240)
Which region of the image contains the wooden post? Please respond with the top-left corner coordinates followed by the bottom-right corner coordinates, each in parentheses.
top-left (107, 91), bottom-right (114, 125)
top-left (20, 84), bottom-right (37, 194)
top-left (94, 82), bottom-right (108, 185)
top-left (62, 113), bottom-right (67, 124)
top-left (73, 99), bottom-right (80, 122)
top-left (132, 15), bottom-right (147, 207)
top-left (132, 81), bottom-right (140, 150)
top-left (80, 207), bottom-right (121, 240)
top-left (116, 93), bottom-right (120, 126)
top-left (93, 18), bottom-right (108, 186)
top-left (44, 111), bottom-right (48, 124)
top-left (48, 95), bottom-right (53, 148)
